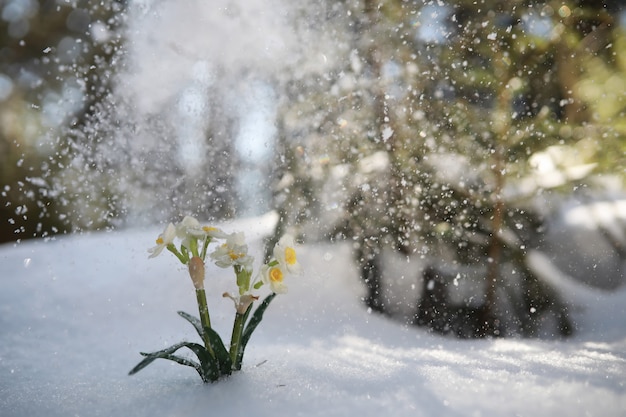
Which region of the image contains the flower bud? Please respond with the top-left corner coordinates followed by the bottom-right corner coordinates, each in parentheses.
top-left (223, 292), bottom-right (259, 314)
top-left (188, 256), bottom-right (205, 290)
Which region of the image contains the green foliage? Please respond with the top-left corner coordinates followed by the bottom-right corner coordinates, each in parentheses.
top-left (128, 341), bottom-right (208, 379)
top-left (128, 312), bottom-right (232, 383)
top-left (130, 293), bottom-right (276, 383)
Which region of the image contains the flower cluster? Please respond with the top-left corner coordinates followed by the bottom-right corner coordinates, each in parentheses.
top-left (131, 215), bottom-right (301, 383)
top-left (147, 215), bottom-right (300, 296)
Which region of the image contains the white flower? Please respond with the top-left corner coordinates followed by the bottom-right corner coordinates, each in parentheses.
top-left (202, 225), bottom-right (229, 240)
top-left (210, 232), bottom-right (254, 268)
top-left (148, 223), bottom-right (176, 258)
top-left (273, 234), bottom-right (301, 275)
top-left (176, 216), bottom-right (205, 249)
top-left (261, 263), bottom-right (288, 294)
top-left (176, 215), bottom-right (204, 237)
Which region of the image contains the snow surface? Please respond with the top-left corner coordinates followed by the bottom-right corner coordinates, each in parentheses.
top-left (1, 215), bottom-right (626, 417)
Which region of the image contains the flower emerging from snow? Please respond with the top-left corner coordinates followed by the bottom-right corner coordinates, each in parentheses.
top-left (139, 218), bottom-right (304, 381)
top-left (274, 234), bottom-right (301, 275)
top-left (148, 223), bottom-right (176, 258)
top-left (210, 232), bottom-right (254, 269)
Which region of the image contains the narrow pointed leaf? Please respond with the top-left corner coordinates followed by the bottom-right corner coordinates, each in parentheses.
top-left (160, 354), bottom-right (201, 370)
top-left (129, 353), bottom-right (201, 376)
top-left (185, 341), bottom-right (220, 382)
top-left (204, 325), bottom-right (232, 376)
top-left (128, 341), bottom-right (206, 376)
top-left (156, 354), bottom-right (203, 377)
top-left (177, 311), bottom-right (205, 340)
top-left (176, 311), bottom-right (223, 380)
top-left (129, 341), bottom-right (192, 375)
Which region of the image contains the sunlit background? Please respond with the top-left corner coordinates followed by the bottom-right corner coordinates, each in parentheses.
top-left (1, 0), bottom-right (625, 336)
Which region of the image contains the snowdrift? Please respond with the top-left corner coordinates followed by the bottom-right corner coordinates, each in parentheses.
top-left (1, 216), bottom-right (625, 416)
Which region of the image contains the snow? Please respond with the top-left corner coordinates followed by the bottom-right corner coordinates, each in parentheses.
top-left (1, 216), bottom-right (626, 417)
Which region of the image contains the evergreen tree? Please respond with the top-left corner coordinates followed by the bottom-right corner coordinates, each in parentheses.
top-left (278, 0), bottom-right (624, 337)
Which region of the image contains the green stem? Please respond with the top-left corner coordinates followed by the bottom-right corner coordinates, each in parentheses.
top-left (189, 238), bottom-right (200, 258)
top-left (229, 312), bottom-right (246, 370)
top-left (200, 237), bottom-right (211, 260)
top-left (181, 246), bottom-right (190, 263)
top-left (195, 289), bottom-right (213, 353)
top-left (167, 244), bottom-right (188, 264)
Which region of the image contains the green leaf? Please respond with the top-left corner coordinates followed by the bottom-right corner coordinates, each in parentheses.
top-left (156, 353), bottom-right (204, 377)
top-left (160, 354), bottom-right (201, 370)
top-left (173, 312), bottom-right (230, 381)
top-left (128, 341), bottom-right (206, 376)
top-left (204, 325), bottom-right (232, 377)
top-left (182, 340), bottom-right (221, 382)
top-left (238, 292), bottom-right (276, 364)
top-left (177, 311), bottom-right (204, 340)
top-left (129, 319), bottom-right (240, 382)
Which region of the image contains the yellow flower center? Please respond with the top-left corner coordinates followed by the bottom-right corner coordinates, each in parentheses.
top-left (156, 237), bottom-right (164, 245)
top-left (269, 266), bottom-right (283, 283)
top-left (203, 226), bottom-right (217, 232)
top-left (285, 247), bottom-right (297, 265)
top-left (229, 250), bottom-right (243, 260)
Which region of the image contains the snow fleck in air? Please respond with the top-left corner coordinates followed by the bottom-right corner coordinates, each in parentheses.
top-left (382, 126), bottom-right (394, 142)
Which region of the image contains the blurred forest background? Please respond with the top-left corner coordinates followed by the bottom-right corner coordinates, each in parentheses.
top-left (1, 0), bottom-right (625, 338)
